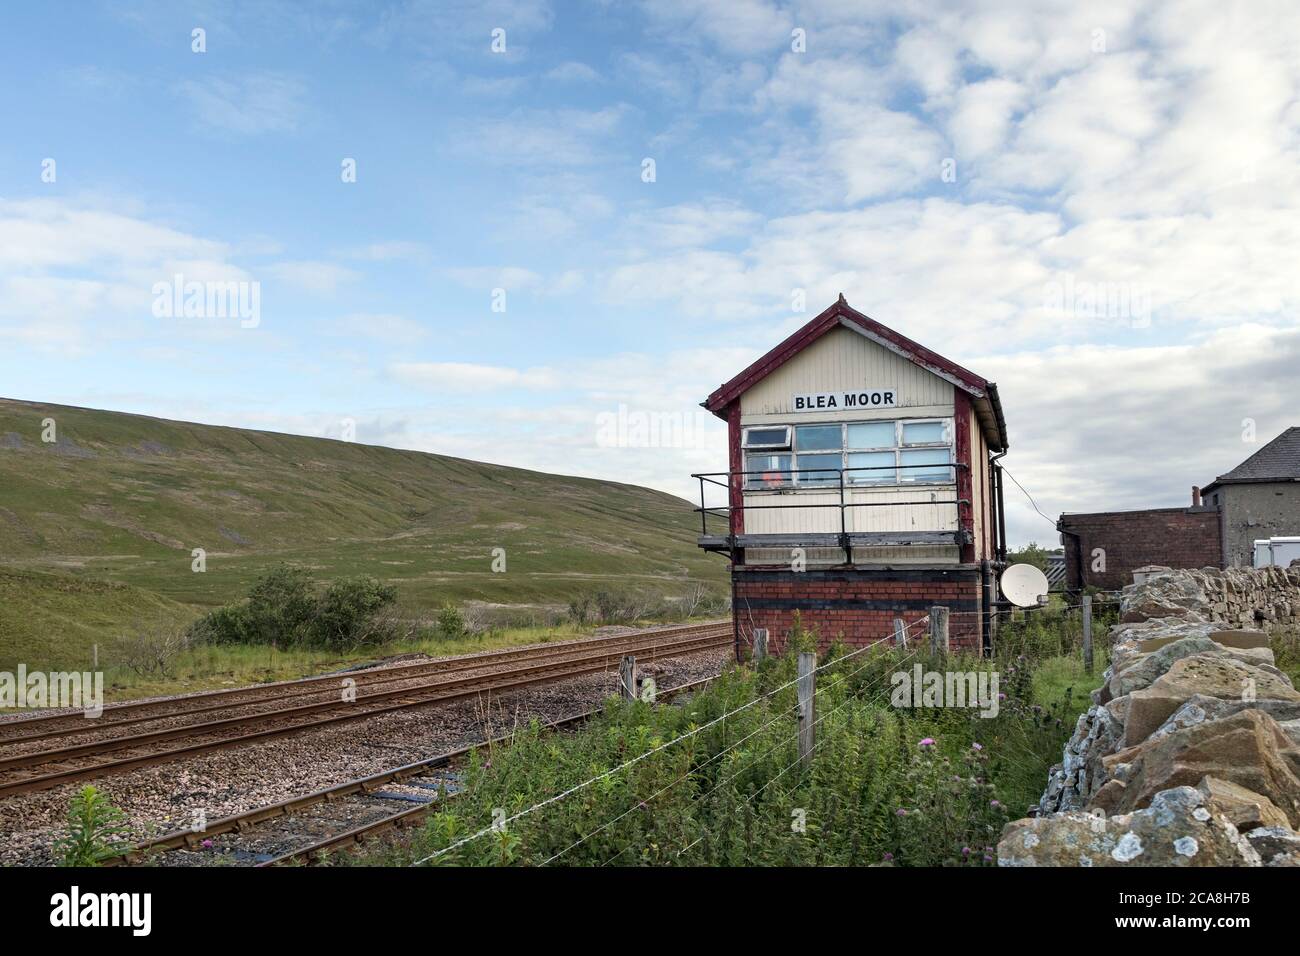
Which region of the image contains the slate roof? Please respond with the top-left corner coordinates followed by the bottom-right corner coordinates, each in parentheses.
top-left (1204, 427), bottom-right (1300, 491)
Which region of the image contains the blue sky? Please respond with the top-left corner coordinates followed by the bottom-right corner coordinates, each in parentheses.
top-left (2, 0), bottom-right (1298, 547)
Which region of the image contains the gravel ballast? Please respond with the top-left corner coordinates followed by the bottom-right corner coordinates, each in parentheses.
top-left (0, 645), bottom-right (730, 866)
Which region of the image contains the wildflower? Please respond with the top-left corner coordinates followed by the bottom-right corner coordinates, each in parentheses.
top-left (883, 852), bottom-right (894, 861)
top-left (918, 737), bottom-right (935, 748)
top-left (983, 854), bottom-right (994, 863)
top-left (971, 742), bottom-right (983, 751)
top-left (201, 839), bottom-right (213, 849)
top-left (896, 808), bottom-right (908, 816)
top-left (990, 799), bottom-right (1002, 809)
top-left (998, 693), bottom-right (1006, 701)
top-left (961, 846), bottom-right (971, 856)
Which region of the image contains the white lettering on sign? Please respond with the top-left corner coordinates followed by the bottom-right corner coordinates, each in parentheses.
top-left (792, 390), bottom-right (896, 412)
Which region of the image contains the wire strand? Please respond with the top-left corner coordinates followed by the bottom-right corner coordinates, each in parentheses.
top-left (411, 615), bottom-right (932, 866)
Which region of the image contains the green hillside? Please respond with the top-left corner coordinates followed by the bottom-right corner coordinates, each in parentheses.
top-left (0, 397), bottom-right (724, 668)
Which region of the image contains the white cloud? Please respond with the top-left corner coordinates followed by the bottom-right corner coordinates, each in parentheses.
top-left (178, 72), bottom-right (307, 135)
top-left (391, 361), bottom-right (558, 390)
top-left (621, 200), bottom-right (763, 249)
top-left (545, 61), bottom-right (600, 82)
top-left (266, 260), bottom-right (359, 295)
top-left (340, 241), bottom-right (430, 262)
top-left (454, 106), bottom-right (628, 167)
top-left (977, 323), bottom-right (1300, 546)
top-left (330, 313), bottom-right (430, 345)
top-left (640, 0), bottom-right (793, 56)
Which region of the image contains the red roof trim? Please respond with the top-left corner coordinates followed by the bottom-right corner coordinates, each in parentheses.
top-left (703, 296), bottom-right (990, 414)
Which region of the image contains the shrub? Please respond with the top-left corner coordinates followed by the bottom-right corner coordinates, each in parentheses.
top-left (243, 564), bottom-right (318, 646)
top-left (115, 622), bottom-right (190, 677)
top-left (567, 594), bottom-right (594, 626)
top-left (187, 566), bottom-right (398, 650)
top-left (436, 603), bottom-right (466, 640)
top-left (55, 786), bottom-right (131, 866)
top-left (187, 604), bottom-right (247, 646)
top-left (314, 577), bottom-right (398, 649)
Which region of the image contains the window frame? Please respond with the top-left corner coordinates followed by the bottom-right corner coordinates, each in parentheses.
top-left (743, 417), bottom-right (956, 490)
top-left (741, 425), bottom-right (792, 450)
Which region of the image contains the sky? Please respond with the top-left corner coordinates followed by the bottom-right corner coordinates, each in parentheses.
top-left (1, 0), bottom-right (1297, 549)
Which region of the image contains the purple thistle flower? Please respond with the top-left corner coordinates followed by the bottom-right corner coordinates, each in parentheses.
top-left (919, 737), bottom-right (935, 747)
top-left (883, 852), bottom-right (894, 861)
top-left (896, 808), bottom-right (908, 816)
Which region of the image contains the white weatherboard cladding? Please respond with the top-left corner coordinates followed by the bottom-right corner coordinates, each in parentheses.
top-left (739, 325), bottom-right (955, 424)
top-left (736, 325), bottom-right (961, 564)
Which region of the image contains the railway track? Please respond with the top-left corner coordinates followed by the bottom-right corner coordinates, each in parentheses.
top-left (105, 674), bottom-right (720, 867)
top-left (0, 622), bottom-right (731, 799)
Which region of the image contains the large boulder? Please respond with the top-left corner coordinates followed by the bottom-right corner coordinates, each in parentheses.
top-left (1148, 695), bottom-right (1300, 747)
top-left (1121, 654), bottom-right (1300, 748)
top-left (1196, 776), bottom-right (1291, 831)
top-left (1246, 826), bottom-right (1300, 865)
top-left (1106, 635), bottom-right (1220, 701)
top-left (1103, 710), bottom-right (1300, 827)
top-left (999, 786), bottom-right (1260, 866)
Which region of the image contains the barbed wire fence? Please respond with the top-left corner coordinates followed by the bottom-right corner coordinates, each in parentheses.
top-left (411, 615), bottom-right (936, 867)
top-left (409, 586), bottom-right (1131, 867)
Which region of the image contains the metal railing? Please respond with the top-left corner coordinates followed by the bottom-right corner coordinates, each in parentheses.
top-left (690, 462), bottom-right (969, 540)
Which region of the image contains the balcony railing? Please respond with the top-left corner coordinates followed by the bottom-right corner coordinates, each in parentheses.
top-left (691, 462), bottom-right (971, 553)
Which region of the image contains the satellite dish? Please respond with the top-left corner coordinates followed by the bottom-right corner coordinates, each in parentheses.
top-left (1000, 563), bottom-right (1050, 608)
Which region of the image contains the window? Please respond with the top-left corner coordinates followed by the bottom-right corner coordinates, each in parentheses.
top-left (794, 425), bottom-right (840, 486)
top-left (899, 420), bottom-right (953, 482)
top-left (746, 452), bottom-right (793, 489)
top-left (846, 421), bottom-right (894, 449)
top-left (744, 418), bottom-right (954, 489)
top-left (900, 447), bottom-right (953, 482)
top-left (742, 426), bottom-right (791, 450)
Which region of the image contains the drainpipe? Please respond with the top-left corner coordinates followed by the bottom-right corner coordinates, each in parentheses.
top-left (987, 448), bottom-right (1009, 652)
top-left (990, 449), bottom-right (1008, 565)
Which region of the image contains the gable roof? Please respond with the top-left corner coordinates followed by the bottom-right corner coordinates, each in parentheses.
top-left (702, 295), bottom-right (1008, 451)
top-left (1204, 427), bottom-right (1300, 492)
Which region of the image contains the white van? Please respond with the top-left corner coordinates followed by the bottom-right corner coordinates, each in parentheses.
top-left (1253, 536), bottom-right (1300, 568)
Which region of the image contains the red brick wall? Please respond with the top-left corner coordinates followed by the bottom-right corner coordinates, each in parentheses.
top-left (733, 568), bottom-right (984, 655)
top-left (1059, 507), bottom-right (1221, 591)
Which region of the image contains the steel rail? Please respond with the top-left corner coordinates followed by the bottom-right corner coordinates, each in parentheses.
top-left (103, 675), bottom-right (720, 866)
top-left (0, 621), bottom-right (731, 748)
top-left (0, 619), bottom-right (730, 741)
top-left (0, 629), bottom-right (728, 773)
top-left (0, 633), bottom-right (731, 798)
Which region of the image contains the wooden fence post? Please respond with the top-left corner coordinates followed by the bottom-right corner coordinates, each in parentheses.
top-left (753, 628), bottom-right (768, 663)
top-left (1082, 594), bottom-right (1094, 675)
top-left (929, 606), bottom-right (949, 656)
top-left (620, 655), bottom-right (637, 701)
top-left (893, 617), bottom-right (907, 647)
top-left (797, 652), bottom-right (816, 770)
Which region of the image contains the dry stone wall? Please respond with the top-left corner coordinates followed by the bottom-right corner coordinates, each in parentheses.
top-left (997, 565), bottom-right (1300, 867)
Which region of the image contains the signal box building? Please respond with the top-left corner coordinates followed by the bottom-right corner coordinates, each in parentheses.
top-left (694, 296), bottom-right (1009, 654)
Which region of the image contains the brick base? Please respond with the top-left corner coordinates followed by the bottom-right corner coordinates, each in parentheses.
top-left (733, 567), bottom-right (985, 655)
